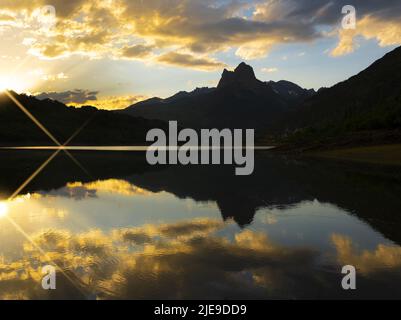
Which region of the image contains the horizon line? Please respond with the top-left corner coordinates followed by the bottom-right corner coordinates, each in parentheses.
top-left (0, 146), bottom-right (276, 151)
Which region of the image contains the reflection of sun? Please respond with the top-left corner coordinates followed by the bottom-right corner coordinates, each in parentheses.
top-left (0, 201), bottom-right (9, 218)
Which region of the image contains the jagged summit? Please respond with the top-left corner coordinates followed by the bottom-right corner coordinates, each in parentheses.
top-left (217, 62), bottom-right (259, 89)
top-left (234, 62), bottom-right (257, 78)
top-left (122, 61), bottom-right (316, 130)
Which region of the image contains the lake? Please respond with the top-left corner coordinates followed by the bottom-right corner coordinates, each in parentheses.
top-left (0, 150), bottom-right (401, 299)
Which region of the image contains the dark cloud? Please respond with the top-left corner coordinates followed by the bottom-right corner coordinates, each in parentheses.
top-left (120, 44), bottom-right (155, 59)
top-left (256, 0), bottom-right (401, 23)
top-left (157, 52), bottom-right (227, 70)
top-left (120, 230), bottom-right (153, 245)
top-left (35, 89), bottom-right (98, 104)
top-left (4, 0), bottom-right (401, 62)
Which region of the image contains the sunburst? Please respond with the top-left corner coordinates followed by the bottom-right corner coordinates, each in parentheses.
top-left (0, 75), bottom-right (28, 93)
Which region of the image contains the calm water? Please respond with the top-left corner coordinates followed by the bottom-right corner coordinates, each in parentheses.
top-left (0, 150), bottom-right (401, 299)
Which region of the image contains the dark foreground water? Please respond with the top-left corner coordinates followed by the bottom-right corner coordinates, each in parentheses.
top-left (0, 150), bottom-right (401, 300)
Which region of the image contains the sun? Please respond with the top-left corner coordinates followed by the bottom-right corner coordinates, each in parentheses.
top-left (0, 201), bottom-right (9, 218)
top-left (0, 76), bottom-right (28, 93)
top-left (0, 78), bottom-right (7, 92)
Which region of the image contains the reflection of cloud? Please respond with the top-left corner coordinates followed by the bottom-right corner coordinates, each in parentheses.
top-left (158, 218), bottom-right (224, 238)
top-left (43, 185), bottom-right (97, 201)
top-left (41, 179), bottom-right (153, 200)
top-left (0, 219), bottom-right (322, 299)
top-left (119, 229), bottom-right (153, 245)
top-left (332, 234), bottom-right (401, 274)
top-left (3, 221), bottom-right (401, 299)
top-left (115, 218), bottom-right (225, 244)
top-left (67, 180), bottom-right (152, 197)
top-left (260, 213), bottom-right (278, 225)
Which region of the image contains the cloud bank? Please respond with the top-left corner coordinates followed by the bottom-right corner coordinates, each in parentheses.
top-left (1, 0), bottom-right (400, 70)
top-left (35, 90), bottom-right (146, 109)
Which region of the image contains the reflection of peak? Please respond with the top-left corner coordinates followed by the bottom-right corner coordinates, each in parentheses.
top-left (217, 62), bottom-right (258, 89)
top-left (217, 198), bottom-right (256, 227)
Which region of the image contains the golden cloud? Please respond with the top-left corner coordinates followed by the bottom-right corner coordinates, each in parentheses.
top-left (331, 15), bottom-right (401, 57)
top-left (3, 1), bottom-right (401, 67)
top-left (0, 0), bottom-right (318, 69)
top-left (332, 233), bottom-right (401, 274)
top-left (90, 95), bottom-right (148, 110)
top-left (0, 219), bottom-right (321, 299)
top-left (35, 90), bottom-right (146, 109)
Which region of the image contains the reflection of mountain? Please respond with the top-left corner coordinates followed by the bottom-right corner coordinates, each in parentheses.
top-left (126, 156), bottom-right (401, 239)
top-left (0, 91), bottom-right (166, 146)
top-left (1, 151), bottom-right (401, 244)
top-left (121, 62), bottom-right (314, 131)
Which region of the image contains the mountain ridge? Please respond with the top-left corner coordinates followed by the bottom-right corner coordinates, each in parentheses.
top-left (2, 46), bottom-right (400, 148)
top-left (274, 45), bottom-right (401, 144)
top-left (121, 62), bottom-right (315, 131)
top-left (0, 91), bottom-right (167, 146)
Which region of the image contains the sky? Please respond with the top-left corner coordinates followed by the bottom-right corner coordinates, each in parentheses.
top-left (0, 0), bottom-right (400, 110)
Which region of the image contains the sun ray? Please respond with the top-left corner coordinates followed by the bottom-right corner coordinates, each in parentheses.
top-left (8, 149), bottom-right (62, 200)
top-left (4, 148), bottom-right (88, 297)
top-left (4, 90), bottom-right (62, 146)
top-left (60, 115), bottom-right (96, 177)
top-left (5, 212), bottom-right (88, 297)
top-left (0, 90), bottom-right (100, 296)
top-left (4, 90), bottom-right (92, 176)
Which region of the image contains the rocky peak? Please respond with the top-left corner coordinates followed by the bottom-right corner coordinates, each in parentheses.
top-left (217, 62), bottom-right (258, 89)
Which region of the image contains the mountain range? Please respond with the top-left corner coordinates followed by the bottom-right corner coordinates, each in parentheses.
top-left (279, 45), bottom-right (401, 139)
top-left (120, 62), bottom-right (315, 132)
top-left (121, 46), bottom-right (401, 145)
top-left (0, 92), bottom-right (166, 146)
top-left (1, 46), bottom-right (400, 147)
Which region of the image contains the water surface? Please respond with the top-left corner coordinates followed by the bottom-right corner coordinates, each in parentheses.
top-left (0, 150), bottom-right (401, 299)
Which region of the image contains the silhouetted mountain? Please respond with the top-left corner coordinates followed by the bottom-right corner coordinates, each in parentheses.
top-left (268, 80), bottom-right (316, 104)
top-left (166, 87), bottom-right (216, 102)
top-left (121, 62), bottom-right (314, 131)
top-left (217, 62), bottom-right (259, 89)
top-left (0, 91), bottom-right (166, 146)
top-left (277, 46), bottom-right (401, 140)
